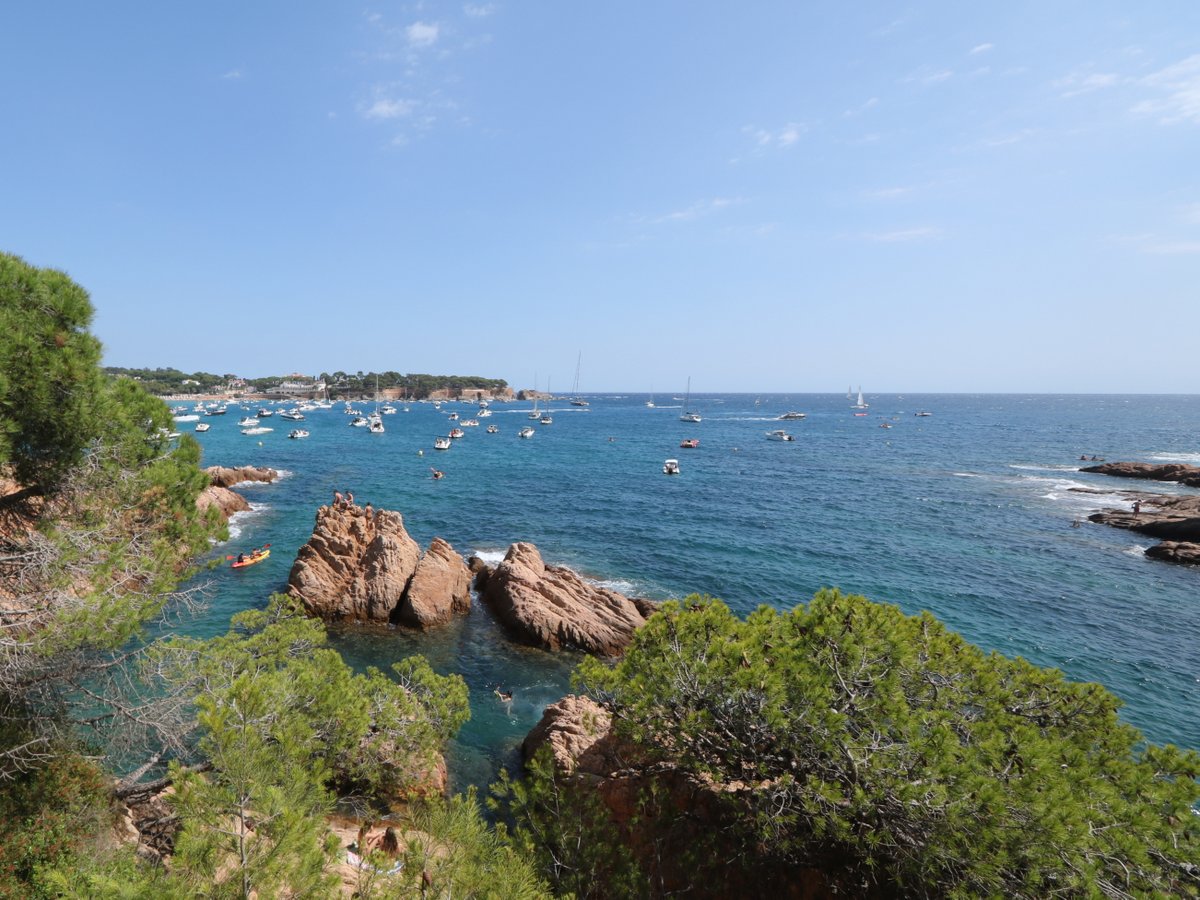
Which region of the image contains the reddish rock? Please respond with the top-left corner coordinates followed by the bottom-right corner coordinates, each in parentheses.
top-left (196, 485), bottom-right (250, 519)
top-left (398, 537), bottom-right (472, 628)
top-left (205, 465), bottom-right (278, 488)
top-left (288, 505), bottom-right (421, 623)
top-left (483, 542), bottom-right (649, 655)
top-left (1087, 492), bottom-right (1200, 543)
top-left (522, 695), bottom-right (614, 773)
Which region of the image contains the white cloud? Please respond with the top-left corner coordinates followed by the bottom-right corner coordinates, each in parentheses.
top-left (362, 97), bottom-right (415, 120)
top-left (1056, 71), bottom-right (1120, 98)
top-left (221, 69), bottom-right (243, 80)
top-left (1134, 54), bottom-right (1200, 124)
top-left (863, 226), bottom-right (941, 243)
top-left (970, 43), bottom-right (993, 55)
top-left (646, 197), bottom-right (741, 225)
top-left (862, 186), bottom-right (914, 200)
top-left (406, 21), bottom-right (440, 48)
top-left (464, 3), bottom-right (495, 16)
top-left (742, 123), bottom-right (806, 150)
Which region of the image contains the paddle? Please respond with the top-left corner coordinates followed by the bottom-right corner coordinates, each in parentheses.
top-left (225, 542), bottom-right (271, 560)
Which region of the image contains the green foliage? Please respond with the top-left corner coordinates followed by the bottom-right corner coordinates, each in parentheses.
top-left (347, 790), bottom-right (552, 899)
top-left (0, 743), bottom-right (113, 899)
top-left (575, 591), bottom-right (1200, 898)
top-left (0, 252), bottom-right (104, 492)
top-left (491, 749), bottom-right (645, 899)
top-left (141, 594), bottom-right (470, 897)
top-left (102, 366), bottom-right (226, 396)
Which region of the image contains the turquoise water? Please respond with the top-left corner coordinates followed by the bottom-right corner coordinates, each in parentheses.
top-left (181, 393), bottom-right (1200, 792)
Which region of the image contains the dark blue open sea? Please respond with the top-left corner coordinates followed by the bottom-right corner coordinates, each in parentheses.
top-left (179, 393), bottom-right (1200, 793)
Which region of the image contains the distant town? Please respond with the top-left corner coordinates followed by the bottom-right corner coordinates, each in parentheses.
top-left (103, 367), bottom-right (516, 402)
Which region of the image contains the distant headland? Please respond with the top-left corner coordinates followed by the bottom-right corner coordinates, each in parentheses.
top-left (103, 366), bottom-right (513, 402)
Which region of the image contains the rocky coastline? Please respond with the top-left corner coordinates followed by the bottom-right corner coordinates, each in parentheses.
top-left (195, 465), bottom-right (278, 521)
top-left (1078, 461), bottom-right (1200, 566)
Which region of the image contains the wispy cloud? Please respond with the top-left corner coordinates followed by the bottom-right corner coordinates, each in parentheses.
top-left (862, 186), bottom-right (914, 201)
top-left (406, 21), bottom-right (440, 48)
top-left (463, 3), bottom-right (495, 17)
top-left (361, 95), bottom-right (415, 120)
top-left (843, 97), bottom-right (879, 117)
top-left (639, 198), bottom-right (743, 225)
top-left (862, 226), bottom-right (941, 243)
top-left (743, 123), bottom-right (805, 150)
top-left (1056, 71), bottom-right (1120, 98)
top-left (970, 43), bottom-right (993, 55)
top-left (1134, 54), bottom-right (1200, 124)
top-left (904, 66), bottom-right (953, 86)
top-left (221, 69), bottom-right (243, 80)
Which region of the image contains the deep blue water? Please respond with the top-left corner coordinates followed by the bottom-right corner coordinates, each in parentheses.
top-left (178, 393), bottom-right (1200, 792)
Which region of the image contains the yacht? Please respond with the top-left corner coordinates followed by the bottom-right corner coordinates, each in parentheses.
top-left (241, 426), bottom-right (273, 435)
top-left (256, 408), bottom-right (274, 418)
top-left (518, 426), bottom-right (535, 439)
top-left (348, 416), bottom-right (369, 427)
top-left (663, 459), bottom-right (681, 475)
top-left (766, 429), bottom-right (795, 442)
top-left (194, 422), bottom-right (210, 432)
top-left (777, 411), bottom-right (806, 420)
top-left (238, 416), bottom-right (257, 427)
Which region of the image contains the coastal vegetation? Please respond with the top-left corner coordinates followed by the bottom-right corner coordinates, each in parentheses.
top-left (4, 251), bottom-right (1198, 897)
top-left (102, 366), bottom-right (510, 400)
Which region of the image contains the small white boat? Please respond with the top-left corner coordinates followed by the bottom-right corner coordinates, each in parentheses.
top-left (194, 422), bottom-right (210, 432)
top-left (279, 409), bottom-right (305, 421)
top-left (241, 426), bottom-right (273, 435)
top-left (486, 424), bottom-right (499, 433)
top-left (777, 411), bottom-right (806, 420)
top-left (679, 377), bottom-right (701, 422)
top-left (238, 417), bottom-right (257, 427)
top-left (766, 429), bottom-right (795, 442)
top-left (381, 404), bottom-right (397, 414)
top-left (478, 408), bottom-right (492, 417)
top-left (540, 415), bottom-right (553, 425)
top-left (349, 416), bottom-right (369, 427)
top-left (447, 412), bottom-right (459, 421)
top-left (449, 428), bottom-right (465, 439)
top-left (852, 387), bottom-right (868, 410)
top-left (256, 408), bottom-right (274, 418)
top-left (663, 459), bottom-right (681, 475)
top-left (288, 429), bottom-right (309, 439)
top-left (518, 426), bottom-right (535, 439)
top-left (433, 436), bottom-right (452, 450)
top-left (462, 419), bottom-right (480, 427)
top-left (368, 415), bottom-right (385, 434)
top-left (915, 411), bottom-right (932, 417)
top-left (173, 414), bottom-right (200, 422)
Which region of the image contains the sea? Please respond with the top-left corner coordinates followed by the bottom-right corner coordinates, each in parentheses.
top-left (176, 393), bottom-right (1200, 794)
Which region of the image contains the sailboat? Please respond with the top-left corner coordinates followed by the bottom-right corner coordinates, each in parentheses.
top-left (528, 374), bottom-right (541, 419)
top-left (679, 378), bottom-right (701, 423)
top-left (646, 387), bottom-right (655, 409)
top-left (852, 386), bottom-right (868, 410)
top-left (570, 352), bottom-right (589, 406)
top-left (365, 375), bottom-right (384, 433)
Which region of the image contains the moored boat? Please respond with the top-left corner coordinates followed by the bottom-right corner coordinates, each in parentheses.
top-left (679, 438), bottom-right (699, 449)
top-left (766, 429), bottom-right (795, 441)
top-left (663, 458), bottom-right (680, 475)
top-left (288, 429), bottom-right (309, 439)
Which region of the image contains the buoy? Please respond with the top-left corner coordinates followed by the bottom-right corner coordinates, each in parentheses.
top-left (417, 449), bottom-right (424, 456)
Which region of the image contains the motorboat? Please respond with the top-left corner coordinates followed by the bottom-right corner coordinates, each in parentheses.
top-left (288, 429), bottom-right (309, 439)
top-left (205, 405), bottom-right (227, 416)
top-left (381, 404), bottom-right (397, 414)
top-left (447, 412), bottom-right (459, 421)
top-left (349, 416), bottom-right (369, 427)
top-left (368, 414), bottom-right (385, 434)
top-left (766, 429), bottom-right (795, 442)
top-left (539, 415), bottom-right (553, 425)
top-left (486, 424), bottom-right (499, 433)
top-left (478, 408), bottom-right (492, 417)
top-left (238, 417), bottom-right (257, 427)
top-left (679, 438), bottom-right (699, 449)
top-left (173, 414), bottom-right (200, 422)
top-left (518, 426), bottom-right (535, 439)
top-left (449, 428), bottom-right (465, 439)
top-left (433, 436), bottom-right (452, 450)
top-left (915, 411), bottom-right (932, 417)
top-left (663, 459), bottom-right (681, 475)
top-left (241, 426), bottom-right (273, 435)
top-left (279, 409), bottom-right (305, 421)
top-left (256, 408), bottom-right (274, 418)
top-left (461, 419), bottom-right (480, 427)
top-left (194, 422), bottom-right (210, 432)
top-left (778, 411), bottom-right (806, 420)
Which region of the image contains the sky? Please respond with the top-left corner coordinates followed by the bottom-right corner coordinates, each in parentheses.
top-left (2, 2), bottom-right (1198, 393)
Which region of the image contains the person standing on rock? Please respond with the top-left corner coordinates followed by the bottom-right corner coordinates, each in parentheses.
top-left (1133, 499), bottom-right (1142, 517)
top-left (333, 490), bottom-right (343, 507)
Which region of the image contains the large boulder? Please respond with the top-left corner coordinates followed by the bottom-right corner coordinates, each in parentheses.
top-left (196, 485), bottom-right (250, 519)
top-left (482, 542), bottom-right (649, 656)
top-left (398, 537), bottom-right (473, 628)
top-left (205, 465), bottom-right (278, 488)
top-left (1145, 541), bottom-right (1200, 565)
top-left (1087, 492), bottom-right (1200, 543)
top-left (289, 504), bottom-right (472, 628)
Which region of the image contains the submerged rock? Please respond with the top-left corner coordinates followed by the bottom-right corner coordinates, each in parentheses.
top-left (482, 542), bottom-right (649, 655)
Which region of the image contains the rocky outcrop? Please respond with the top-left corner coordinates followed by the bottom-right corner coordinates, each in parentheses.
top-left (1145, 541), bottom-right (1200, 565)
top-left (1079, 462), bottom-right (1200, 567)
top-left (1080, 461), bottom-right (1200, 488)
top-left (482, 542), bottom-right (649, 655)
top-left (1086, 493), bottom-right (1200, 543)
top-left (522, 695), bottom-right (616, 774)
top-left (398, 537), bottom-right (472, 628)
top-left (196, 485), bottom-right (250, 519)
top-left (205, 465), bottom-right (279, 489)
top-left (288, 503), bottom-right (471, 627)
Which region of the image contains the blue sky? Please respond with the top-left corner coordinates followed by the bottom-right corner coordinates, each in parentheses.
top-left (3, 2), bottom-right (1198, 393)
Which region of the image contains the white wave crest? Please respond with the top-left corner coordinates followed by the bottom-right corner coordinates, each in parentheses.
top-left (470, 548), bottom-right (508, 566)
top-left (225, 502), bottom-right (269, 541)
top-left (1148, 452), bottom-right (1200, 464)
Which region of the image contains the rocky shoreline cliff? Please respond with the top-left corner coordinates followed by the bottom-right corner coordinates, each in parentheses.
top-left (1078, 461), bottom-right (1200, 566)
